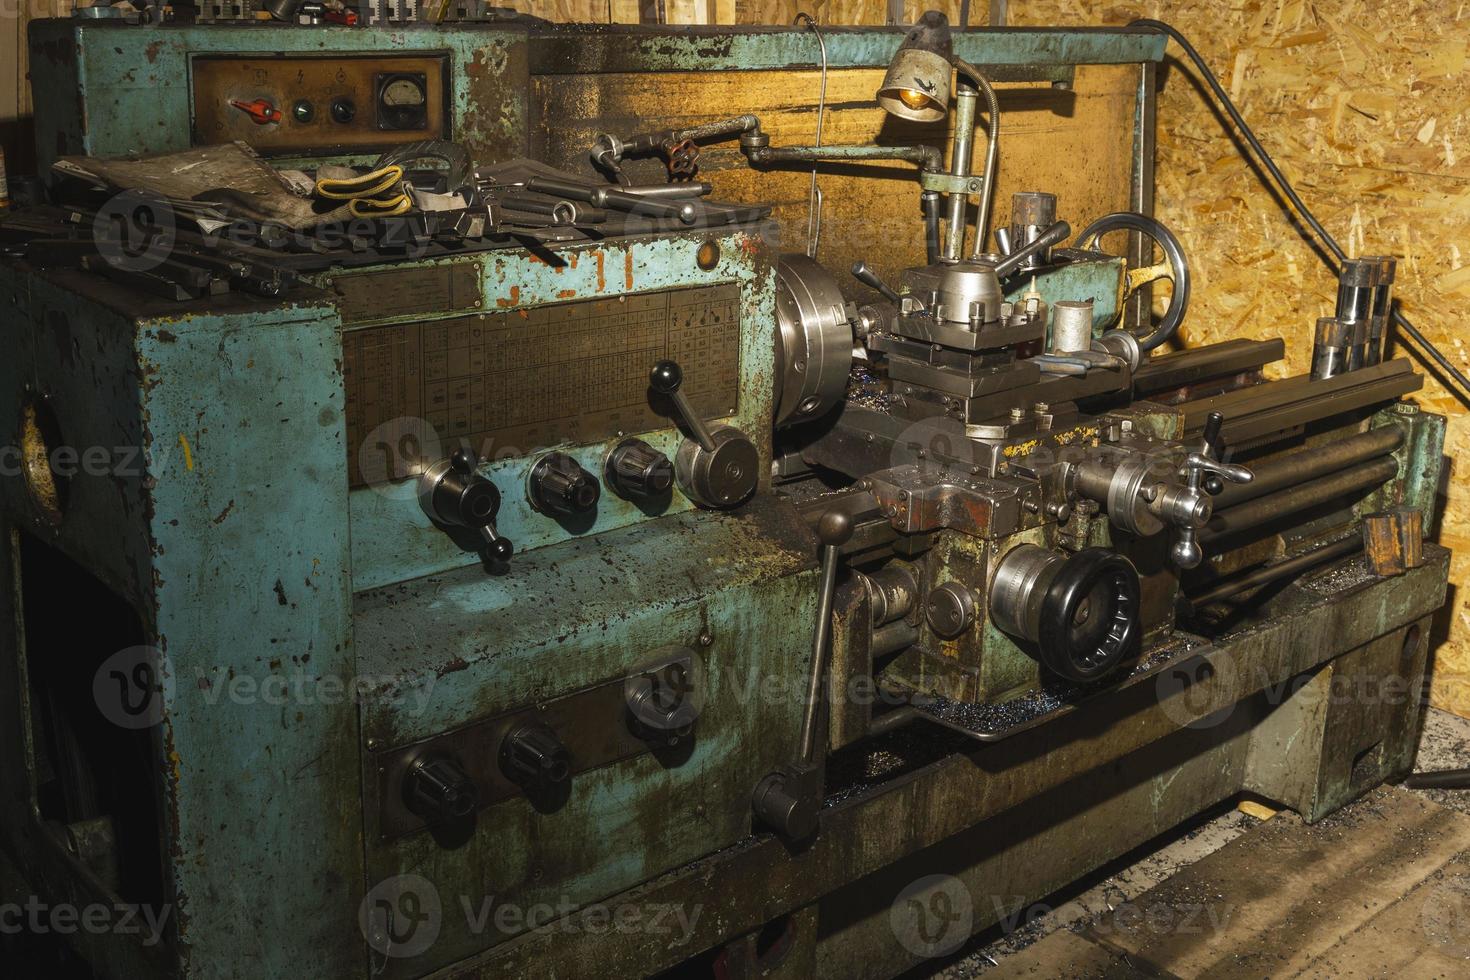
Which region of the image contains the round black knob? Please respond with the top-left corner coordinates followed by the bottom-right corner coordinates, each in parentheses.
top-left (484, 535), bottom-right (514, 561)
top-left (499, 723), bottom-right (571, 791)
top-left (817, 509), bottom-right (854, 548)
top-left (649, 360), bottom-right (683, 395)
top-left (605, 438), bottom-right (673, 500)
top-left (330, 97), bottom-right (356, 124)
top-left (528, 452), bottom-right (600, 516)
top-left (402, 755), bottom-right (478, 826)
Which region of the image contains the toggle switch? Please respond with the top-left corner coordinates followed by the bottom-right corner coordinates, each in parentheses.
top-left (229, 98), bottom-right (281, 125)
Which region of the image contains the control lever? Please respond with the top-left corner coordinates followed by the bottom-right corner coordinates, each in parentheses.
top-left (752, 509), bottom-right (852, 841)
top-left (417, 449), bottom-right (514, 561)
top-left (990, 220), bottom-right (1071, 279)
top-left (851, 261), bottom-right (901, 305)
top-left (1172, 411), bottom-right (1252, 568)
top-left (649, 360), bottom-right (759, 509)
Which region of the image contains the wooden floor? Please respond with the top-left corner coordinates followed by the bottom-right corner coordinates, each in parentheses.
top-left (995, 786), bottom-right (1470, 978)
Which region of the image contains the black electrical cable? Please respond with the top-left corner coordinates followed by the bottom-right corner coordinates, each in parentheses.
top-left (1130, 19), bottom-right (1470, 407)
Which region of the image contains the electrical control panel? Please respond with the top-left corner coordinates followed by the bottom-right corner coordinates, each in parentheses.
top-left (191, 54), bottom-right (449, 155)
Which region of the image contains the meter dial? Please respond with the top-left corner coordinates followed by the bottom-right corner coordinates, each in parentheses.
top-left (376, 73), bottom-right (429, 132)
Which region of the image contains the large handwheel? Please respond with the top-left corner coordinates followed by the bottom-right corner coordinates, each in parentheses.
top-left (1075, 212), bottom-right (1191, 353)
top-left (990, 545), bottom-right (1143, 684)
top-left (1036, 549), bottom-right (1142, 683)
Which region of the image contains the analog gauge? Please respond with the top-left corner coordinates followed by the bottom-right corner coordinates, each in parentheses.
top-left (382, 78), bottom-right (426, 108)
top-left (376, 73), bottom-right (430, 132)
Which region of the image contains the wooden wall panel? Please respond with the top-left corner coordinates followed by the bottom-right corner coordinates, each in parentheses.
top-left (3, 2), bottom-right (69, 173)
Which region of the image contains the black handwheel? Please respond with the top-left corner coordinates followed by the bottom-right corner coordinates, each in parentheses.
top-left (1036, 549), bottom-right (1141, 683)
top-left (1074, 212), bottom-right (1190, 353)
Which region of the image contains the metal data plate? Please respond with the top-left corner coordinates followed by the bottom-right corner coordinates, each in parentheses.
top-left (343, 283), bottom-right (742, 487)
top-left (191, 54), bottom-right (449, 155)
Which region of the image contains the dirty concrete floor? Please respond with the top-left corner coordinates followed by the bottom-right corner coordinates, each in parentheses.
top-left (923, 706), bottom-right (1470, 978)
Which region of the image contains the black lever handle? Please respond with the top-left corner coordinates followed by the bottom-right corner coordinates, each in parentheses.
top-left (1201, 411), bottom-right (1225, 494)
top-left (649, 360), bottom-right (718, 452)
top-left (851, 261), bottom-right (901, 304)
top-left (419, 449), bottom-right (514, 561)
top-left (798, 509), bottom-right (853, 764)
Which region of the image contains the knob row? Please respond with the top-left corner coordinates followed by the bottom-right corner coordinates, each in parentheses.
top-left (418, 439), bottom-right (676, 560)
top-left (528, 439), bottom-right (674, 517)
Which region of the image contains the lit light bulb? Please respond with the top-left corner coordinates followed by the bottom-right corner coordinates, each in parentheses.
top-left (898, 89), bottom-right (932, 111)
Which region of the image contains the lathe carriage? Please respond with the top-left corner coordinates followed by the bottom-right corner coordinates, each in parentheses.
top-left (0, 12), bottom-right (1448, 979)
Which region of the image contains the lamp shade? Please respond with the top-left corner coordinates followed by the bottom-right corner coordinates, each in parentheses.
top-left (877, 10), bottom-right (956, 123)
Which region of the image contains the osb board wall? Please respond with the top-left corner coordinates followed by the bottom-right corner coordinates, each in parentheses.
top-left (532, 64), bottom-right (1139, 285)
top-left (998, 0), bottom-right (1470, 715)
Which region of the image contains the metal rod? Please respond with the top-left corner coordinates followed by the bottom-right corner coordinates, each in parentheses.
top-left (1188, 536), bottom-right (1362, 608)
top-left (1404, 768), bottom-right (1470, 790)
top-left (943, 85), bottom-right (978, 262)
top-left (867, 704), bottom-right (921, 737)
top-left (745, 142), bottom-right (944, 172)
top-left (1202, 457), bottom-right (1399, 541)
top-left (954, 58), bottom-right (1002, 261)
top-left (799, 532), bottom-right (844, 764)
top-left (870, 621), bottom-right (918, 658)
top-left (524, 177), bottom-right (696, 224)
top-left (795, 12), bottom-right (828, 259)
top-left (921, 191), bottom-right (942, 265)
top-left (1212, 427), bottom-right (1404, 509)
top-left (620, 182), bottom-right (713, 199)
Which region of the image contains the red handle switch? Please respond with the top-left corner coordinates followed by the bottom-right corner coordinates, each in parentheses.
top-left (230, 99), bottom-right (282, 126)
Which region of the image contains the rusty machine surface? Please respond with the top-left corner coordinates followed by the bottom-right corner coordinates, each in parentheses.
top-left (0, 11), bottom-right (1449, 980)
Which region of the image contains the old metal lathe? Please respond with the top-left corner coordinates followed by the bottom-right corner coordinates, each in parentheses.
top-left (0, 9), bottom-right (1448, 978)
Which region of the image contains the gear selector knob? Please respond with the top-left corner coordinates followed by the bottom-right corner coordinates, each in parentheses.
top-left (418, 448), bottom-right (513, 561)
top-left (528, 452), bottom-right (601, 516)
